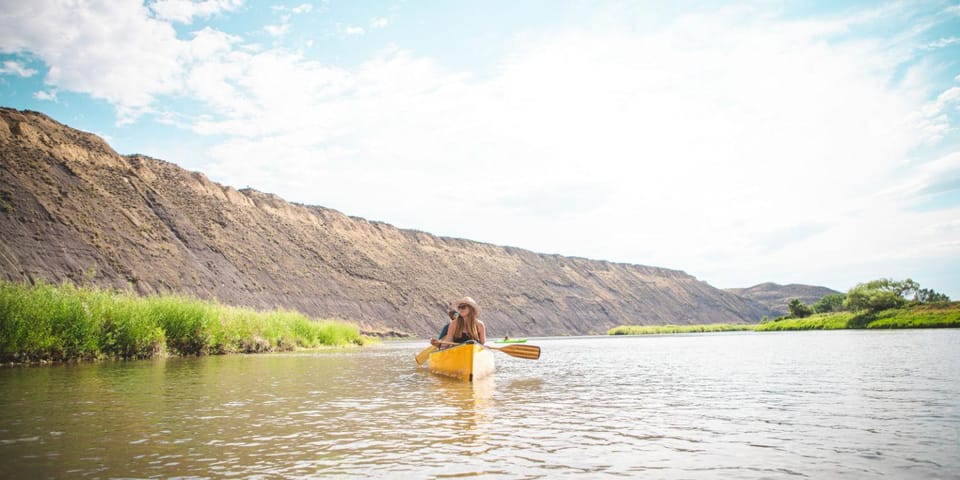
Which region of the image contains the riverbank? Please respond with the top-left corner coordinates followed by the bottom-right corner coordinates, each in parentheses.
top-left (0, 280), bottom-right (368, 364)
top-left (754, 302), bottom-right (960, 331)
top-left (609, 302), bottom-right (960, 335)
top-left (608, 324), bottom-right (755, 335)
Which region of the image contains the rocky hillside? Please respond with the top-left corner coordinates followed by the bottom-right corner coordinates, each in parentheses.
top-left (0, 107), bottom-right (774, 337)
top-left (726, 282), bottom-right (841, 316)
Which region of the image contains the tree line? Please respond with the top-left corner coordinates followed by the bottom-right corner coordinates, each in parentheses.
top-left (779, 278), bottom-right (951, 320)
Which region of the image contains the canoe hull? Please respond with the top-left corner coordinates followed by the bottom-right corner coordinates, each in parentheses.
top-left (428, 343), bottom-right (495, 382)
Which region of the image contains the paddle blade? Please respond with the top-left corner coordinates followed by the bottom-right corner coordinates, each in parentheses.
top-left (415, 346), bottom-right (437, 365)
top-left (494, 344), bottom-right (540, 360)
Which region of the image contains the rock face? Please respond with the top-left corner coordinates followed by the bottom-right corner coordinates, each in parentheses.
top-left (0, 107), bottom-right (773, 337)
top-left (726, 282), bottom-right (841, 316)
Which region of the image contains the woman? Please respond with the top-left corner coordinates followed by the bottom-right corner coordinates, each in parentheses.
top-left (440, 296), bottom-right (486, 346)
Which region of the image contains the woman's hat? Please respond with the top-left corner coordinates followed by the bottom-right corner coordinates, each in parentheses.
top-left (454, 296), bottom-right (480, 317)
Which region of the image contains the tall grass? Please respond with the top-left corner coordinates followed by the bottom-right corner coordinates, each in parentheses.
top-left (0, 280), bottom-right (367, 363)
top-left (865, 304), bottom-right (960, 329)
top-left (753, 312), bottom-right (855, 331)
top-left (609, 324), bottom-right (755, 335)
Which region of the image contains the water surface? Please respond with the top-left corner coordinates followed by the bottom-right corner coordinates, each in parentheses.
top-left (1, 330), bottom-right (958, 478)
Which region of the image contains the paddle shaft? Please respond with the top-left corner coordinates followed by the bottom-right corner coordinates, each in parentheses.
top-left (438, 341), bottom-right (540, 360)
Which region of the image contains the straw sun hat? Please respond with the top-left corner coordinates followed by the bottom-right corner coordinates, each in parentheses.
top-left (453, 297), bottom-right (480, 317)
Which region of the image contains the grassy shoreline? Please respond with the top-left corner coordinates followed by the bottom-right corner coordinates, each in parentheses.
top-left (610, 303), bottom-right (960, 335)
top-left (608, 324), bottom-right (756, 335)
top-left (0, 280), bottom-right (368, 364)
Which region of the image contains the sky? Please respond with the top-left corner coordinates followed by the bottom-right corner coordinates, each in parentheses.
top-left (1, 0), bottom-right (959, 299)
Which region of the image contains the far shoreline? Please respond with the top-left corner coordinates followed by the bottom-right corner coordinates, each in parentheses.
top-left (609, 302), bottom-right (960, 335)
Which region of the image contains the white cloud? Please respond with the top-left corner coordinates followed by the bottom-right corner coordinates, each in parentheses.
top-left (150, 0), bottom-right (243, 24)
top-left (33, 89), bottom-right (57, 101)
top-left (0, 1), bottom-right (187, 122)
top-left (0, 59), bottom-right (36, 77)
top-left (186, 26), bottom-right (240, 60)
top-left (924, 36), bottom-right (960, 49)
top-left (193, 8), bottom-right (957, 295)
top-left (371, 17), bottom-right (388, 29)
top-left (265, 23), bottom-right (291, 37)
top-left (885, 151), bottom-right (960, 205)
top-left (291, 3), bottom-right (312, 15)
top-left (915, 83), bottom-right (960, 141)
top-left (344, 26), bottom-right (366, 36)
top-left (264, 3), bottom-right (312, 37)
top-left (936, 86), bottom-right (960, 107)
top-left (0, 0), bottom-right (248, 124)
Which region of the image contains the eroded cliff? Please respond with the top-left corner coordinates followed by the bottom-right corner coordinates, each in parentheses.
top-left (0, 107), bottom-right (772, 336)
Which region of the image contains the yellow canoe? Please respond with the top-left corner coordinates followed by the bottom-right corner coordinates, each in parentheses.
top-left (427, 343), bottom-right (495, 382)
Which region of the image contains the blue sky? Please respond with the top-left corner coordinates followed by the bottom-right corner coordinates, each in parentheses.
top-left (1, 0), bottom-right (959, 299)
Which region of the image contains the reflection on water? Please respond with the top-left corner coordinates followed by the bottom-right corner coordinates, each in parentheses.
top-left (0, 330), bottom-right (958, 478)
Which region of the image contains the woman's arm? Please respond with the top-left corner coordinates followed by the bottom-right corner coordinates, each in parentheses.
top-left (441, 318), bottom-right (459, 344)
top-left (478, 321), bottom-right (486, 344)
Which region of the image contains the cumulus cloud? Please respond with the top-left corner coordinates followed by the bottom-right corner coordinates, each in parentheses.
top-left (33, 89), bottom-right (57, 101)
top-left (0, 1), bottom-right (190, 122)
top-left (149, 0), bottom-right (243, 24)
top-left (0, 59), bottom-right (36, 77)
top-left (265, 23), bottom-right (291, 37)
top-left (0, 0), bottom-right (252, 123)
top-left (343, 26), bottom-right (366, 36)
top-left (264, 2), bottom-right (312, 37)
top-left (371, 17), bottom-right (388, 29)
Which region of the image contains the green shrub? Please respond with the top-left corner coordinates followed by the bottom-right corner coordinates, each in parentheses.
top-left (812, 293), bottom-right (845, 313)
top-left (787, 298), bottom-right (813, 318)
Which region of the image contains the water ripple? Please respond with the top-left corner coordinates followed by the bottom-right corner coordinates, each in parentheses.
top-left (0, 331), bottom-right (958, 478)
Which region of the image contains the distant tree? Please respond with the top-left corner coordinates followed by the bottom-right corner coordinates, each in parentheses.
top-left (812, 293), bottom-right (846, 313)
top-left (844, 278), bottom-right (913, 312)
top-left (897, 279), bottom-right (921, 299)
top-left (915, 288), bottom-right (950, 304)
top-left (846, 289), bottom-right (904, 312)
top-left (787, 298), bottom-right (813, 318)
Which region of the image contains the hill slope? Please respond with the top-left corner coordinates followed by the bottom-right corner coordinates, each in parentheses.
top-left (726, 282), bottom-right (841, 316)
top-left (0, 107), bottom-right (773, 336)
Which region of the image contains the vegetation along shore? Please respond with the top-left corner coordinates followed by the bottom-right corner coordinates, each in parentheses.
top-left (611, 278), bottom-right (958, 335)
top-left (0, 280), bottom-right (367, 364)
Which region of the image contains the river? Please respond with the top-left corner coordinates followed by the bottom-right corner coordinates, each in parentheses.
top-left (1, 330), bottom-right (958, 479)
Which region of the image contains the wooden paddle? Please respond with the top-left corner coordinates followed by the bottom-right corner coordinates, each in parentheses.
top-left (485, 343), bottom-right (540, 360)
top-left (414, 345), bottom-right (437, 365)
top-left (437, 341), bottom-right (541, 360)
